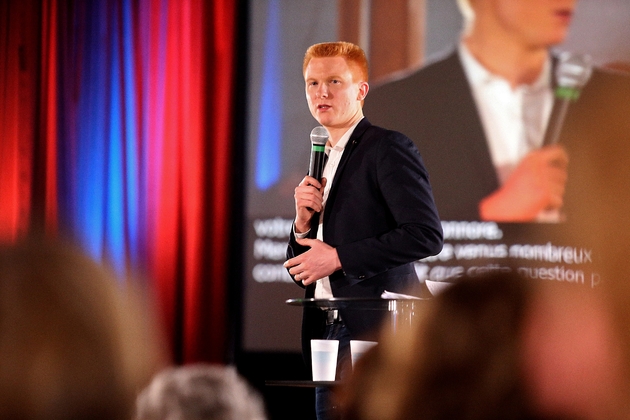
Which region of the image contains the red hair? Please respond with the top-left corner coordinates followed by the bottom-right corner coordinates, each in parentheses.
top-left (303, 41), bottom-right (369, 82)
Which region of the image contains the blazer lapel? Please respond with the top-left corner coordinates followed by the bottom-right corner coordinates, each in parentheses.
top-left (445, 52), bottom-right (499, 192)
top-left (322, 118), bottom-right (371, 226)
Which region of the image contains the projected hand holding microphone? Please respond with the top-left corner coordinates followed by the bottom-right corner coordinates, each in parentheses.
top-left (480, 52), bottom-right (592, 222)
top-left (543, 52), bottom-right (593, 146)
top-left (536, 52), bottom-right (592, 222)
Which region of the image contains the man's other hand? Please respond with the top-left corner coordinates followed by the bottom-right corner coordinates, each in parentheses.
top-left (284, 238), bottom-right (341, 285)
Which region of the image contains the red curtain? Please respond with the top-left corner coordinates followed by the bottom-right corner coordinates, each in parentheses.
top-left (0, 1), bottom-right (38, 241)
top-left (0, 0), bottom-right (238, 364)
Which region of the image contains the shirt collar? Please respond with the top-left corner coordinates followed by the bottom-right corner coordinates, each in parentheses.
top-left (459, 43), bottom-right (551, 92)
top-left (326, 117), bottom-right (363, 154)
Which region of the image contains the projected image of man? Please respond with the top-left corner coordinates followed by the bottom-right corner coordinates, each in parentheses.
top-left (365, 0), bottom-right (594, 222)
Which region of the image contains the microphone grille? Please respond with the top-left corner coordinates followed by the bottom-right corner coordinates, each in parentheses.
top-left (310, 126), bottom-right (329, 146)
top-left (556, 51), bottom-right (592, 89)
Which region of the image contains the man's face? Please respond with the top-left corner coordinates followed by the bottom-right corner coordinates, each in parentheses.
top-left (479, 0), bottom-right (576, 47)
top-left (304, 56), bottom-right (368, 132)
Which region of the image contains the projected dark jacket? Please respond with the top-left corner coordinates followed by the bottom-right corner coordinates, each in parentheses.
top-left (286, 118), bottom-right (443, 360)
top-left (364, 50), bottom-right (630, 223)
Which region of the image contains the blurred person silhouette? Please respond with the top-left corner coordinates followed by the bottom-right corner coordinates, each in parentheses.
top-left (135, 364), bottom-right (267, 420)
top-left (365, 0), bottom-right (630, 223)
top-left (338, 272), bottom-right (630, 420)
top-left (558, 80), bottom-right (630, 420)
top-left (339, 272), bottom-right (537, 420)
top-left (520, 275), bottom-right (629, 420)
top-left (0, 238), bottom-right (166, 420)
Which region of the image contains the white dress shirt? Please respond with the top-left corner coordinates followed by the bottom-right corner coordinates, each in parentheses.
top-left (458, 44), bottom-right (554, 185)
top-left (295, 119), bottom-right (362, 299)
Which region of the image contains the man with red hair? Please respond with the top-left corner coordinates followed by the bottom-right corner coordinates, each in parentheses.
top-left (285, 41), bottom-right (443, 420)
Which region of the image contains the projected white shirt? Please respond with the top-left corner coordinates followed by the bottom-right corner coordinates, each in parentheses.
top-left (459, 44), bottom-right (562, 222)
top-left (458, 44), bottom-right (553, 186)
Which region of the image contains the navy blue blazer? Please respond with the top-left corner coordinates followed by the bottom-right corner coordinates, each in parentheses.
top-left (287, 118), bottom-right (443, 358)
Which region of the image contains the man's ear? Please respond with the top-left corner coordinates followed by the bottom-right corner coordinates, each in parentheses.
top-left (357, 81), bottom-right (369, 101)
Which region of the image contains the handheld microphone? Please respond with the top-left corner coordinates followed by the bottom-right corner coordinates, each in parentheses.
top-left (308, 126), bottom-right (329, 181)
top-left (542, 52), bottom-right (593, 146)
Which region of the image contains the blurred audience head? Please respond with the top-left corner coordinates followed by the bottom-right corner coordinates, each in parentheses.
top-left (339, 272), bottom-right (533, 420)
top-left (520, 279), bottom-right (628, 420)
top-left (135, 364), bottom-right (267, 420)
top-left (340, 271), bottom-right (630, 420)
top-left (556, 70), bottom-right (630, 417)
top-left (0, 237), bottom-right (165, 419)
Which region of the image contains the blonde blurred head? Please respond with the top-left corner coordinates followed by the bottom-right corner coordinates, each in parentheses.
top-left (0, 238), bottom-right (166, 419)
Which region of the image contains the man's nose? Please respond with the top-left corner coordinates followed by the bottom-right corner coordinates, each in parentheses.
top-left (317, 84), bottom-right (329, 98)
